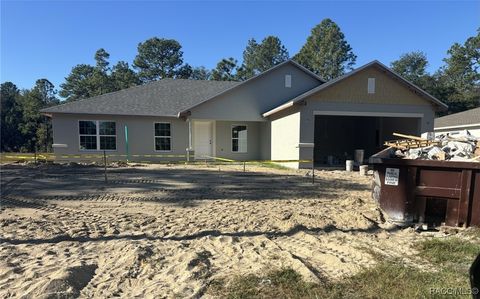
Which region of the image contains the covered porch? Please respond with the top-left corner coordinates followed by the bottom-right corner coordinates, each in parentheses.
top-left (186, 119), bottom-right (269, 161)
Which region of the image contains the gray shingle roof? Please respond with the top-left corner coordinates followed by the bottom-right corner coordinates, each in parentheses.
top-left (41, 79), bottom-right (240, 117)
top-left (434, 107), bottom-right (480, 128)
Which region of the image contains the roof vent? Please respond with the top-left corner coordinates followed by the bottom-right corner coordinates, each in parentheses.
top-left (368, 78), bottom-right (375, 94)
top-left (285, 75), bottom-right (292, 88)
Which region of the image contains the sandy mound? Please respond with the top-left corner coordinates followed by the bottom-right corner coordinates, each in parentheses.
top-left (26, 264), bottom-right (97, 299)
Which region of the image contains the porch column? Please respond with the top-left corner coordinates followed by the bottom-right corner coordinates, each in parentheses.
top-left (186, 119), bottom-right (194, 162)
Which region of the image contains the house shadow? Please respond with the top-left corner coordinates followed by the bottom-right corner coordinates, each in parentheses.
top-left (0, 163), bottom-right (371, 207)
top-left (0, 222), bottom-right (400, 246)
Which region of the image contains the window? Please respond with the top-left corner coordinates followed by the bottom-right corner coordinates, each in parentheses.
top-left (368, 78), bottom-right (375, 94)
top-left (155, 123), bottom-right (171, 151)
top-left (285, 74), bottom-right (292, 88)
top-left (79, 120), bottom-right (116, 150)
top-left (99, 121), bottom-right (116, 150)
top-left (232, 125), bottom-right (247, 153)
top-left (79, 121), bottom-right (97, 150)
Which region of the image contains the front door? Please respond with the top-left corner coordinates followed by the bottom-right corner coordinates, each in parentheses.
top-left (194, 121), bottom-right (213, 159)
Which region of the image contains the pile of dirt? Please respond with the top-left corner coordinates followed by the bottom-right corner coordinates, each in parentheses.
top-left (35, 264), bottom-right (97, 299)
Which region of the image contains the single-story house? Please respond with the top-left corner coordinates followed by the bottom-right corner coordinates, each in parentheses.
top-left (434, 107), bottom-right (480, 138)
top-left (41, 60), bottom-right (447, 168)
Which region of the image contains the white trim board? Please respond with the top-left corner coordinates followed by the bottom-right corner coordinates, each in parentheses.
top-left (434, 123), bottom-right (480, 130)
top-left (313, 111), bottom-right (424, 118)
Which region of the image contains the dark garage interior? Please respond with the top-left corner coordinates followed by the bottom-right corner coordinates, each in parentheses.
top-left (313, 115), bottom-right (421, 165)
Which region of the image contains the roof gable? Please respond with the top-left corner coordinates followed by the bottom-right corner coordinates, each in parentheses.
top-left (178, 60), bottom-right (325, 121)
top-left (263, 60), bottom-right (448, 117)
top-left (177, 60), bottom-right (325, 117)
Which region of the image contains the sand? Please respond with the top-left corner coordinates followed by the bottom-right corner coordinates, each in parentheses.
top-left (0, 163), bottom-right (442, 298)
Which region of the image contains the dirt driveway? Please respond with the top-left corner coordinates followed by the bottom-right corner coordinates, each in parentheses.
top-left (1, 163), bottom-right (429, 298)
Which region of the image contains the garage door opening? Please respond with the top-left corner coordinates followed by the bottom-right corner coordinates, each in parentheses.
top-left (313, 115), bottom-right (421, 165)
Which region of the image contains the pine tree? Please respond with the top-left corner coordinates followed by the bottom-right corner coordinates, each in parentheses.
top-left (295, 19), bottom-right (356, 80)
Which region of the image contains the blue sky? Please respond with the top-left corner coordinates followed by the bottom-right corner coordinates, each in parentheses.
top-left (1, 1), bottom-right (479, 90)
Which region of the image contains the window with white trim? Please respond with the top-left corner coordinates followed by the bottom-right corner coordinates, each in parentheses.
top-left (232, 125), bottom-right (247, 153)
top-left (155, 123), bottom-right (171, 151)
top-left (79, 120), bottom-right (116, 150)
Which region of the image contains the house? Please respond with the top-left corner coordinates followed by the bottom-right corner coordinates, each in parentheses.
top-left (434, 107), bottom-right (480, 138)
top-left (41, 60), bottom-right (447, 168)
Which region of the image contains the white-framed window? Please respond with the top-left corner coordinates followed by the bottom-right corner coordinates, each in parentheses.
top-left (368, 78), bottom-right (376, 94)
top-left (79, 120), bottom-right (116, 151)
top-left (154, 122), bottom-right (171, 151)
top-left (232, 125), bottom-right (247, 153)
top-left (285, 74), bottom-right (292, 88)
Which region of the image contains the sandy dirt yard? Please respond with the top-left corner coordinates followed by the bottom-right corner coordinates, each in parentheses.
top-left (0, 162), bottom-right (439, 298)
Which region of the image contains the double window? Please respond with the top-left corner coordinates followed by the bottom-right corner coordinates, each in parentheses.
top-left (79, 120), bottom-right (116, 150)
top-left (232, 125), bottom-right (247, 153)
top-left (155, 123), bottom-right (171, 151)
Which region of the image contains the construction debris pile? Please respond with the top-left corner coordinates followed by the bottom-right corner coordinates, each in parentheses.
top-left (385, 131), bottom-right (480, 162)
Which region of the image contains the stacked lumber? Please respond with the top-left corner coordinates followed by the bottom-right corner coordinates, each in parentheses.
top-left (385, 131), bottom-right (480, 162)
top-left (384, 133), bottom-right (440, 149)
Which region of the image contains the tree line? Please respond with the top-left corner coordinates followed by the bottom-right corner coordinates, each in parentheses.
top-left (1, 19), bottom-right (479, 152)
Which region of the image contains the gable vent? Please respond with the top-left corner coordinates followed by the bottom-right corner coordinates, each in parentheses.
top-left (368, 78), bottom-right (375, 94)
top-left (285, 74), bottom-right (292, 88)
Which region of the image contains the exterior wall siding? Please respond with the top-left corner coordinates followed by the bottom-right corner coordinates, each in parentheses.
top-left (308, 66), bottom-right (431, 106)
top-left (270, 107), bottom-right (301, 168)
top-left (259, 121), bottom-right (271, 160)
top-left (187, 63), bottom-right (322, 121)
top-left (52, 114), bottom-right (269, 162)
top-left (214, 121), bottom-right (262, 161)
top-left (52, 113), bottom-right (189, 161)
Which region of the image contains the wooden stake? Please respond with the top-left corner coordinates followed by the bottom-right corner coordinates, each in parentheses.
top-left (312, 161), bottom-right (315, 184)
top-left (103, 150), bottom-right (108, 183)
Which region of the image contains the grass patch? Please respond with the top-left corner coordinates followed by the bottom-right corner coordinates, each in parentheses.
top-left (208, 263), bottom-right (450, 299)
top-left (208, 268), bottom-right (333, 299)
top-left (252, 162), bottom-right (291, 171)
top-left (209, 237), bottom-right (480, 298)
top-left (418, 237), bottom-right (480, 265)
top-left (464, 228), bottom-right (480, 239)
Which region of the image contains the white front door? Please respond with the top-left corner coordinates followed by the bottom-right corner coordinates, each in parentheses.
top-left (194, 121), bottom-right (213, 159)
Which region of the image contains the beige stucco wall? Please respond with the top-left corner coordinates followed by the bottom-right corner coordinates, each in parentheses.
top-left (52, 114), bottom-right (270, 162)
top-left (308, 66), bottom-right (431, 106)
top-left (187, 63), bottom-right (322, 121)
top-left (51, 113), bottom-right (189, 161)
top-left (259, 122), bottom-right (271, 160)
top-left (270, 107), bottom-right (301, 168)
